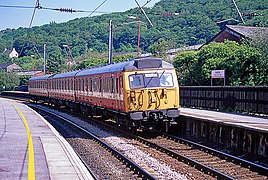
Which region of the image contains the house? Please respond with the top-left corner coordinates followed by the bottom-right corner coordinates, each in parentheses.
top-left (0, 62), bottom-right (21, 73)
top-left (205, 25), bottom-right (268, 45)
top-left (3, 48), bottom-right (19, 58)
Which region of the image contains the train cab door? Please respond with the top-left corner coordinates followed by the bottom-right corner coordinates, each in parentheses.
top-left (113, 75), bottom-right (119, 110)
top-left (117, 74), bottom-right (124, 111)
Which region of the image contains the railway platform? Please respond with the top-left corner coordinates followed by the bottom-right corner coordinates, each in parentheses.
top-left (0, 97), bottom-right (93, 180)
top-left (181, 107), bottom-right (268, 132)
top-left (178, 107), bottom-right (268, 163)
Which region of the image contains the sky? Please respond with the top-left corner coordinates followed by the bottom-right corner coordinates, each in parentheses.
top-left (0, 0), bottom-right (161, 30)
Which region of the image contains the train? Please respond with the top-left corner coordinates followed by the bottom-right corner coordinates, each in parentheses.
top-left (28, 57), bottom-right (180, 132)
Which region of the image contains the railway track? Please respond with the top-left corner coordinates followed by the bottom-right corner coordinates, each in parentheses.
top-left (135, 134), bottom-right (268, 179)
top-left (29, 104), bottom-right (210, 179)
top-left (3, 92), bottom-right (267, 179)
top-left (30, 104), bottom-right (155, 180)
top-left (29, 103), bottom-right (267, 179)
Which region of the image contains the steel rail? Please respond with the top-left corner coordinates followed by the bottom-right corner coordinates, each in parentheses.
top-left (135, 136), bottom-right (235, 180)
top-left (43, 103), bottom-right (234, 179)
top-left (163, 133), bottom-right (268, 176)
top-left (30, 104), bottom-right (156, 180)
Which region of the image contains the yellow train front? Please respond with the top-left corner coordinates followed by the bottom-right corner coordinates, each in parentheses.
top-left (122, 58), bottom-right (180, 131)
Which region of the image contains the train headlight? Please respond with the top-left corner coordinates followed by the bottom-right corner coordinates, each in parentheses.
top-left (130, 91), bottom-right (135, 98)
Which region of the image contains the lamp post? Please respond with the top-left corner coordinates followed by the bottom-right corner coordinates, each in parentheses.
top-left (108, 20), bottom-right (113, 64)
top-left (128, 16), bottom-right (141, 57)
top-left (63, 45), bottom-right (71, 71)
top-left (108, 19), bottom-right (145, 64)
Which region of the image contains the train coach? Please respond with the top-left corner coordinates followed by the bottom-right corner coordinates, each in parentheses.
top-left (28, 75), bottom-right (51, 101)
top-left (29, 57), bottom-right (180, 132)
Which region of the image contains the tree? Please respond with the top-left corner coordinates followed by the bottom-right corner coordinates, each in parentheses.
top-left (174, 40), bottom-right (262, 86)
top-left (149, 38), bottom-right (170, 57)
top-left (0, 72), bottom-right (20, 91)
top-left (244, 32), bottom-right (268, 85)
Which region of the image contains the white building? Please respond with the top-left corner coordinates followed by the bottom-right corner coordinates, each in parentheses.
top-left (3, 48), bottom-right (19, 58)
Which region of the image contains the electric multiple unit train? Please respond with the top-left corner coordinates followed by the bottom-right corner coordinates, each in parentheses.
top-left (29, 57), bottom-right (180, 132)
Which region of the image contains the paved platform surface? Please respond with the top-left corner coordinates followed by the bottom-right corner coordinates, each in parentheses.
top-left (181, 107), bottom-right (268, 132)
top-left (0, 97), bottom-right (93, 180)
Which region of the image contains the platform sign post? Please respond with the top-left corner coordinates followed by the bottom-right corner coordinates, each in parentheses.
top-left (211, 70), bottom-right (225, 86)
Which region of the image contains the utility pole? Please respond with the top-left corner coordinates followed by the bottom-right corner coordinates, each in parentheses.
top-left (134, 0), bottom-right (153, 28)
top-left (137, 17), bottom-right (141, 57)
top-left (43, 44), bottom-right (46, 75)
top-left (128, 16), bottom-right (141, 57)
top-left (63, 45), bottom-right (71, 71)
top-left (108, 20), bottom-right (113, 64)
top-left (31, 55), bottom-right (36, 76)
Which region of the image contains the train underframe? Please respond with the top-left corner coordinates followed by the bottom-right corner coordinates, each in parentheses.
top-left (31, 96), bottom-right (179, 133)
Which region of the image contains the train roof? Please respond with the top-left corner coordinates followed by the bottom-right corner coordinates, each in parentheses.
top-left (29, 74), bottom-right (53, 81)
top-left (52, 70), bottom-right (80, 79)
top-left (76, 57), bottom-right (174, 77)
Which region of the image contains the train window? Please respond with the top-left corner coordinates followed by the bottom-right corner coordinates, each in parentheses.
top-left (82, 79), bottom-right (84, 91)
top-left (104, 77), bottom-right (108, 93)
top-left (99, 78), bottom-right (102, 92)
top-left (129, 74), bottom-right (144, 89)
top-left (116, 78), bottom-right (119, 94)
top-left (89, 78), bottom-right (92, 92)
top-left (112, 77), bottom-right (116, 93)
top-left (159, 73), bottom-right (174, 87)
top-left (84, 79), bottom-right (86, 91)
top-left (119, 76), bottom-right (123, 94)
top-left (144, 73), bottom-right (160, 88)
top-left (92, 78), bottom-right (98, 92)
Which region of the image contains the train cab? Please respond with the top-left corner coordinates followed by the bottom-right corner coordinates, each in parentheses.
top-left (121, 58), bottom-right (180, 130)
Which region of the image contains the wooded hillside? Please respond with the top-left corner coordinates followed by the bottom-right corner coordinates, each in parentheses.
top-left (0, 0), bottom-right (267, 73)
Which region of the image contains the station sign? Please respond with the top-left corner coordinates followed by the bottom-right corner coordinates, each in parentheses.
top-left (211, 70), bottom-right (225, 79)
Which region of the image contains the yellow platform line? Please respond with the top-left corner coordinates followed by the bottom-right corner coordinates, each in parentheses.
top-left (13, 104), bottom-right (35, 180)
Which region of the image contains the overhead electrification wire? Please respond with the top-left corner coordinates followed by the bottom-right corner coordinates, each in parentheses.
top-left (29, 0), bottom-right (39, 28)
top-left (18, 0), bottom-right (42, 58)
top-left (0, 4), bottom-right (112, 14)
top-left (0, 5), bottom-right (34, 9)
top-left (130, 0), bottom-right (152, 16)
top-left (88, 0), bottom-right (107, 17)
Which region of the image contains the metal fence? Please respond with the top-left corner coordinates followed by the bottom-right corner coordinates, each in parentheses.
top-left (180, 86), bottom-right (268, 114)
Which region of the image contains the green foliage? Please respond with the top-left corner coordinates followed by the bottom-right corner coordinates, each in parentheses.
top-left (243, 32), bottom-right (268, 85)
top-left (174, 41), bottom-right (263, 86)
top-left (19, 75), bottom-right (31, 86)
top-left (0, 54), bottom-right (9, 63)
top-left (0, 72), bottom-right (20, 91)
top-left (149, 38), bottom-right (174, 58)
top-left (0, 0), bottom-right (267, 75)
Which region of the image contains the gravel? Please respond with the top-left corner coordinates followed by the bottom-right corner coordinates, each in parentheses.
top-left (36, 105), bottom-right (187, 180)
